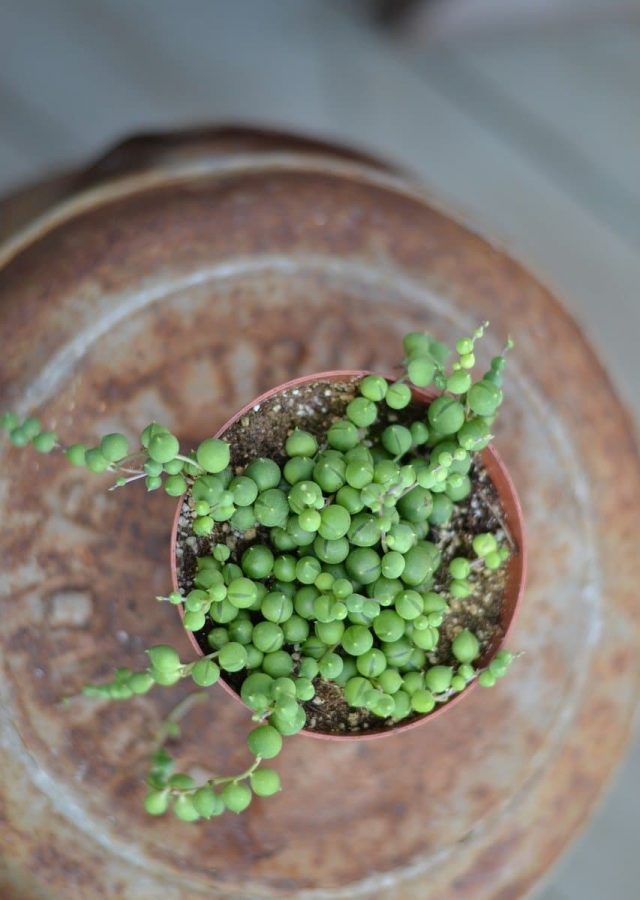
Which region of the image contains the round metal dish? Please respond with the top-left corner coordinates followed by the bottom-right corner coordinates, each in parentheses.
top-left (0, 129), bottom-right (638, 899)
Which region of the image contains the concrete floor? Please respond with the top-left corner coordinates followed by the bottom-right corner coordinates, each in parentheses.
top-left (1, 2), bottom-right (639, 897)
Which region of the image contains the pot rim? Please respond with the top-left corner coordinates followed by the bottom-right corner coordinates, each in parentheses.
top-left (170, 370), bottom-right (527, 741)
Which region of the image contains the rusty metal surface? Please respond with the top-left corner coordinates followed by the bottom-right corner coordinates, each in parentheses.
top-left (0, 126), bottom-right (391, 245)
top-left (0, 131), bottom-right (639, 899)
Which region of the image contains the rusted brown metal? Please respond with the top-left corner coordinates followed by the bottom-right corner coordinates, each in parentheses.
top-left (0, 128), bottom-right (639, 899)
top-left (0, 126), bottom-right (391, 244)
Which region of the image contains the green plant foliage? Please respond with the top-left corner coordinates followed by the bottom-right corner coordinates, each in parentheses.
top-left (1, 322), bottom-right (519, 823)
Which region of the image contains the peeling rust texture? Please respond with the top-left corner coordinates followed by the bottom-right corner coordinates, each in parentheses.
top-left (0, 128), bottom-right (639, 900)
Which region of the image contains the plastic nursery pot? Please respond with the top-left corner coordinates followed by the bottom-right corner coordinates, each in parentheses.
top-left (170, 370), bottom-right (527, 741)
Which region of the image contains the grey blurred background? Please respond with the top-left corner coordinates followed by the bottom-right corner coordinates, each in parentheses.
top-left (1, 1), bottom-right (639, 897)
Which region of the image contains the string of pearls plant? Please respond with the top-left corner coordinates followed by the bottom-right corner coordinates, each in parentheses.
top-left (1, 322), bottom-right (517, 822)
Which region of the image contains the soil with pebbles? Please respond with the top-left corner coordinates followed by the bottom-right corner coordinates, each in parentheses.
top-left (174, 377), bottom-right (511, 736)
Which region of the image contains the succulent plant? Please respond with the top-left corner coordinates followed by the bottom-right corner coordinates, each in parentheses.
top-left (1, 321), bottom-right (518, 822)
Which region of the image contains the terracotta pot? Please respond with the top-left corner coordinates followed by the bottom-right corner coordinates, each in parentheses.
top-left (170, 369), bottom-right (527, 741)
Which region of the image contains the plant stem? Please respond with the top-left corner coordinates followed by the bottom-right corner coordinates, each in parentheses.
top-left (207, 755), bottom-right (263, 788)
top-left (152, 690), bottom-right (265, 796)
top-left (485, 498), bottom-right (516, 549)
top-left (174, 453), bottom-right (203, 470)
top-left (179, 650), bottom-right (218, 677)
top-left (114, 449), bottom-right (147, 468)
top-left (165, 755), bottom-right (265, 799)
top-left (112, 464), bottom-right (146, 475)
top-left (108, 472), bottom-right (147, 491)
top-left (155, 691), bottom-right (210, 748)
